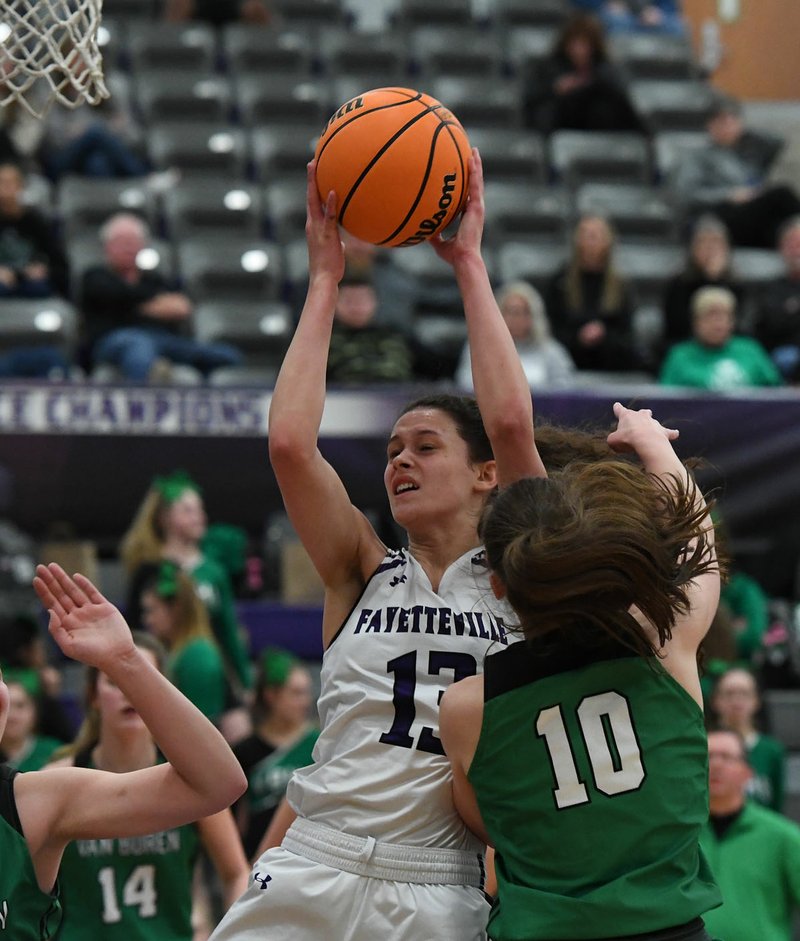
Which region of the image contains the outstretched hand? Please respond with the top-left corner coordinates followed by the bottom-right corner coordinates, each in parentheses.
top-left (306, 159), bottom-right (345, 284)
top-left (32, 563), bottom-right (137, 673)
top-left (430, 147), bottom-right (484, 267)
top-left (607, 402), bottom-right (679, 454)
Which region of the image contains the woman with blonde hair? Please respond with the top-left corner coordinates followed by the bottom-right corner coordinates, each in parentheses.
top-left (455, 280), bottom-right (575, 390)
top-left (545, 214), bottom-right (642, 372)
top-left (50, 628), bottom-right (249, 940)
top-left (139, 562), bottom-right (229, 724)
top-left (120, 471), bottom-right (252, 694)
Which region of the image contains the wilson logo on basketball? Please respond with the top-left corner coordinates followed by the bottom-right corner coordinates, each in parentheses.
top-left (399, 173), bottom-right (458, 246)
top-left (325, 96), bottom-right (365, 131)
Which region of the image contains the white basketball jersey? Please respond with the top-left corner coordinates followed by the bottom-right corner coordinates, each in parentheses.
top-left (287, 547), bottom-right (516, 852)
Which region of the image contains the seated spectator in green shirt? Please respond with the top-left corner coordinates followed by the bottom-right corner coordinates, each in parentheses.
top-left (660, 285), bottom-right (782, 390)
top-left (139, 562), bottom-right (229, 726)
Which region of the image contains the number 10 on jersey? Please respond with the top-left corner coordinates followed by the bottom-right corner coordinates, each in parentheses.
top-left (537, 691), bottom-right (646, 809)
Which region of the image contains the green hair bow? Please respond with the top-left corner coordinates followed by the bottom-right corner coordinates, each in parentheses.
top-left (261, 647), bottom-right (298, 687)
top-left (152, 470), bottom-right (200, 504)
top-left (156, 561), bottom-right (180, 599)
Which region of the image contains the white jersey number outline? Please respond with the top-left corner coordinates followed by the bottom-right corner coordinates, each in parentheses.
top-left (536, 691), bottom-right (646, 809)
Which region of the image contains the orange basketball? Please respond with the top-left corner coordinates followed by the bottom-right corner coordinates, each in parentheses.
top-left (314, 87), bottom-right (471, 248)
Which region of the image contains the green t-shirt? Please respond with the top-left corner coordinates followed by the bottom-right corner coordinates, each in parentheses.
top-left (168, 638), bottom-right (227, 722)
top-left (659, 336), bottom-right (782, 390)
top-left (469, 642), bottom-right (721, 940)
top-left (721, 571), bottom-right (769, 660)
top-left (0, 765), bottom-right (62, 940)
top-left (700, 802), bottom-right (800, 941)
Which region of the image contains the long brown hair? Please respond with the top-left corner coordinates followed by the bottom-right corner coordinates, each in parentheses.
top-left (140, 563), bottom-right (214, 655)
top-left (481, 461), bottom-right (718, 657)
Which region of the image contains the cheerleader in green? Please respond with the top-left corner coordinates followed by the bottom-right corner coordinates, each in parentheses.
top-left (51, 632), bottom-right (249, 940)
top-left (139, 562), bottom-right (230, 724)
top-left (120, 471), bottom-right (253, 694)
top-left (0, 563), bottom-right (245, 941)
top-left (710, 667), bottom-right (786, 811)
top-left (441, 403), bottom-right (723, 941)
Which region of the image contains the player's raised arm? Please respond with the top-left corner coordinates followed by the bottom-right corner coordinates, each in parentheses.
top-left (268, 162), bottom-right (384, 594)
top-left (608, 403), bottom-right (720, 672)
top-left (432, 148), bottom-right (545, 487)
top-left (18, 565), bottom-right (246, 888)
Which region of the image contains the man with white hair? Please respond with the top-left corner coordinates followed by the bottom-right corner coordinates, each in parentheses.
top-left (659, 285), bottom-right (781, 389)
top-left (81, 212), bottom-right (242, 382)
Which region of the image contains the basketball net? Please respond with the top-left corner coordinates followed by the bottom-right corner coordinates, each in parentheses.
top-left (0, 0), bottom-right (109, 119)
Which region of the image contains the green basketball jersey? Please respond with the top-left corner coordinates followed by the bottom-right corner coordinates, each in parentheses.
top-left (0, 765), bottom-right (62, 940)
top-left (469, 641), bottom-right (721, 940)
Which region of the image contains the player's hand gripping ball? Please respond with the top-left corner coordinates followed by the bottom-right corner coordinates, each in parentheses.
top-left (314, 87), bottom-right (471, 247)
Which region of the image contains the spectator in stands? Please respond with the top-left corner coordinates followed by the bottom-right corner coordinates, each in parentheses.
top-left (660, 286), bottom-right (781, 389)
top-left (0, 161), bottom-right (67, 297)
top-left (340, 231), bottom-right (418, 330)
top-left (523, 13), bottom-right (646, 134)
top-left (699, 729), bottom-right (800, 941)
top-left (233, 647), bottom-right (318, 860)
top-left (164, 0), bottom-right (274, 26)
top-left (670, 95), bottom-right (800, 249)
top-left (754, 215), bottom-right (800, 383)
top-left (455, 280), bottom-right (575, 389)
top-left (571, 0), bottom-right (687, 36)
top-left (0, 679), bottom-right (64, 772)
top-left (661, 215), bottom-right (746, 356)
top-left (719, 566), bottom-right (771, 666)
top-left (0, 611), bottom-right (74, 744)
top-left (81, 213), bottom-right (242, 382)
top-left (326, 271), bottom-right (415, 385)
top-left (39, 74), bottom-right (149, 182)
top-left (544, 214), bottom-right (642, 372)
top-left (709, 668), bottom-right (786, 812)
top-left (120, 470), bottom-right (253, 700)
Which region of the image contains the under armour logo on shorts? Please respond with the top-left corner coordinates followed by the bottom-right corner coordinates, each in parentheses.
top-left (254, 872), bottom-right (272, 890)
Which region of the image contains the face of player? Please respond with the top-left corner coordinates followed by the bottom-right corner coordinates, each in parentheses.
top-left (139, 590), bottom-right (175, 644)
top-left (265, 667), bottom-right (313, 727)
top-left (708, 112), bottom-right (742, 147)
top-left (693, 303), bottom-right (734, 347)
top-left (384, 408), bottom-right (494, 532)
top-left (712, 669), bottom-right (759, 726)
top-left (163, 489), bottom-right (207, 543)
top-left (93, 648), bottom-right (159, 738)
top-left (707, 731), bottom-right (751, 804)
top-left (2, 682), bottom-right (36, 746)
